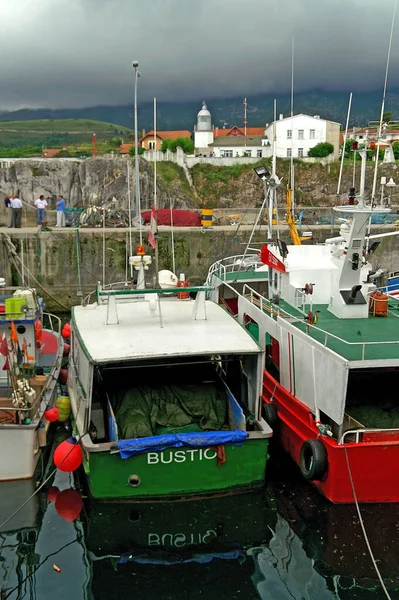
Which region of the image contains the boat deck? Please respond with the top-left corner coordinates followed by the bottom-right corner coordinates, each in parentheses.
top-left (277, 299), bottom-right (399, 362)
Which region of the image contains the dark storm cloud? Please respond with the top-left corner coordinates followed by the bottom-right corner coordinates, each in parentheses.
top-left (0, 0), bottom-right (397, 109)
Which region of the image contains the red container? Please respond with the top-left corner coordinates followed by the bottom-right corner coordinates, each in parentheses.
top-left (0, 305), bottom-right (5, 314)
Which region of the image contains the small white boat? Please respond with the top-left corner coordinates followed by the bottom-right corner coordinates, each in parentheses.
top-left (0, 286), bottom-right (63, 481)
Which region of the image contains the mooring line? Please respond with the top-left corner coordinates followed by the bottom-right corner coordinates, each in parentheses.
top-left (344, 444), bottom-right (392, 600)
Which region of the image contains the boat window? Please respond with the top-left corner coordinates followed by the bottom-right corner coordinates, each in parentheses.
top-left (17, 325), bottom-right (26, 334)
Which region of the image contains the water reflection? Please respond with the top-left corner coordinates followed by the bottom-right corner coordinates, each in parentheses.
top-left (1, 466), bottom-right (399, 600)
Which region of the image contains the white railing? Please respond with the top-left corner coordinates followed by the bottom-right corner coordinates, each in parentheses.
top-left (42, 312), bottom-right (62, 335)
top-left (242, 284), bottom-right (399, 361)
top-left (206, 253), bottom-right (262, 285)
top-left (340, 427), bottom-right (399, 444)
top-left (294, 288), bottom-right (313, 316)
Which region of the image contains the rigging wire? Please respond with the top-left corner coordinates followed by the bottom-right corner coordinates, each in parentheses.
top-left (336, 93), bottom-right (353, 198)
top-left (371, 0), bottom-right (397, 203)
top-left (344, 444), bottom-right (392, 600)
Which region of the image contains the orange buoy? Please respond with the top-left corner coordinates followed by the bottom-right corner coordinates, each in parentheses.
top-left (35, 320), bottom-right (43, 348)
top-left (61, 323), bottom-right (71, 339)
top-left (369, 290), bottom-right (388, 317)
top-left (54, 437), bottom-right (83, 472)
top-left (44, 407), bottom-right (59, 422)
top-left (47, 486), bottom-right (60, 503)
top-left (58, 368), bottom-right (68, 384)
top-left (63, 343), bottom-right (70, 356)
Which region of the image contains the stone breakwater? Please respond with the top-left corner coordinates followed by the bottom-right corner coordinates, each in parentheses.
top-left (1, 224), bottom-right (398, 312)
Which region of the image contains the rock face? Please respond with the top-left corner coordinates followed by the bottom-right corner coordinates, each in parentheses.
top-left (0, 157), bottom-right (193, 212)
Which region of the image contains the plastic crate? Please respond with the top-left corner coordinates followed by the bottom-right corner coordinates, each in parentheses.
top-left (5, 297), bottom-right (27, 318)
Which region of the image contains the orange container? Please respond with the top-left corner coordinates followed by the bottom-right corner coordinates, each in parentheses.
top-left (369, 290), bottom-right (388, 317)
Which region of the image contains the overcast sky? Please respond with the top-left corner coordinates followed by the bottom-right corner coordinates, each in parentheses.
top-left (0, 0), bottom-right (398, 110)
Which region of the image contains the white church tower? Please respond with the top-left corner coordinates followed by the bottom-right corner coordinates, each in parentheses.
top-left (194, 102), bottom-right (214, 154)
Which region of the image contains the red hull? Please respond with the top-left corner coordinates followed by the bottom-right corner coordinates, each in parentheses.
top-left (263, 370), bottom-right (399, 503)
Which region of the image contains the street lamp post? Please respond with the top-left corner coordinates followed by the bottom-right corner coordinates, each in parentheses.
top-left (132, 60), bottom-right (142, 244)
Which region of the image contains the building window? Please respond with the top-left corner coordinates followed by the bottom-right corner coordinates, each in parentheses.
top-left (287, 148), bottom-right (292, 157)
top-left (149, 141), bottom-right (156, 150)
top-left (244, 150), bottom-right (252, 157)
top-left (222, 150), bottom-right (233, 158)
top-left (287, 129), bottom-right (292, 139)
top-left (310, 129), bottom-right (315, 139)
top-left (298, 148), bottom-right (304, 157)
top-left (298, 129), bottom-right (304, 140)
top-left (257, 149), bottom-right (262, 158)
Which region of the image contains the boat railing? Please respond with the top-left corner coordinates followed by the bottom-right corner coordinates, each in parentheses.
top-left (206, 253), bottom-right (262, 285)
top-left (42, 312), bottom-right (62, 335)
top-left (340, 427), bottom-right (399, 444)
top-left (242, 284), bottom-right (399, 360)
top-left (96, 284), bottom-right (213, 303)
top-left (293, 288), bottom-right (313, 316)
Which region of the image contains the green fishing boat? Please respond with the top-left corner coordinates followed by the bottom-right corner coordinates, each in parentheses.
top-left (68, 279), bottom-right (271, 500)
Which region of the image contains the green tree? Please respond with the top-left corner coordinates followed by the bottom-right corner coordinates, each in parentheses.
top-left (308, 142), bottom-right (334, 158)
top-left (128, 145), bottom-right (145, 156)
top-left (161, 137), bottom-right (194, 154)
top-left (383, 111), bottom-right (393, 123)
top-left (392, 142), bottom-right (399, 160)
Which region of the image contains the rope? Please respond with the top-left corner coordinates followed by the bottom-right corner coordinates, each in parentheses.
top-left (343, 443), bottom-right (392, 599)
top-left (0, 433), bottom-right (86, 531)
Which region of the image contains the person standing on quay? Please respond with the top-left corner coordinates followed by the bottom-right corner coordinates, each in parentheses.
top-left (56, 195), bottom-right (66, 227)
top-left (34, 195), bottom-right (48, 227)
top-left (10, 194), bottom-right (22, 228)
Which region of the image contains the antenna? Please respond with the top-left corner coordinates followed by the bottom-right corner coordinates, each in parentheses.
top-left (290, 37), bottom-right (295, 219)
top-left (371, 0), bottom-right (397, 203)
top-left (244, 98), bottom-right (247, 147)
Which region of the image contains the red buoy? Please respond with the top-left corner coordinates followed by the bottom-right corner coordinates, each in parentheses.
top-left (63, 343), bottom-right (70, 357)
top-left (55, 489), bottom-right (83, 522)
top-left (58, 368), bottom-right (68, 384)
top-left (62, 323), bottom-right (71, 339)
top-left (54, 437), bottom-right (83, 472)
top-left (44, 407), bottom-right (59, 422)
top-left (47, 486), bottom-right (60, 503)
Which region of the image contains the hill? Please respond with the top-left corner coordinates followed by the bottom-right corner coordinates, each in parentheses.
top-left (0, 88), bottom-right (398, 132)
top-left (0, 118), bottom-right (133, 150)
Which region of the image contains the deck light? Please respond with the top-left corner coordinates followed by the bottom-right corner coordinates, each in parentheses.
top-left (254, 166), bottom-right (270, 180)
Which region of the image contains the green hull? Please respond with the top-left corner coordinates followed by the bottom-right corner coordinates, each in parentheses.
top-left (84, 439), bottom-right (269, 499)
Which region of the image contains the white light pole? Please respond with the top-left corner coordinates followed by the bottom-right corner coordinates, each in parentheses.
top-left (132, 60), bottom-right (142, 244)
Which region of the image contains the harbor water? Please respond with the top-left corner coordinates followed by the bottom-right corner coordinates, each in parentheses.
top-left (1, 444), bottom-right (398, 600)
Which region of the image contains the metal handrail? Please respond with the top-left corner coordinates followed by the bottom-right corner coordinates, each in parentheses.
top-left (42, 311), bottom-right (62, 335)
top-left (242, 284), bottom-right (399, 360)
top-left (206, 253), bottom-right (263, 284)
top-left (340, 427), bottom-right (399, 444)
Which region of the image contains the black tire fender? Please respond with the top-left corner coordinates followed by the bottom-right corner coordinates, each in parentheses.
top-left (299, 439), bottom-right (327, 481)
top-left (262, 402), bottom-right (278, 428)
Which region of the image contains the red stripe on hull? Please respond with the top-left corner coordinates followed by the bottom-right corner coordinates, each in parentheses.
top-left (263, 370), bottom-right (399, 503)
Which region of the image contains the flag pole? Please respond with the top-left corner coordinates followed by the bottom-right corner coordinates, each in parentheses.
top-left (154, 97), bottom-right (159, 286)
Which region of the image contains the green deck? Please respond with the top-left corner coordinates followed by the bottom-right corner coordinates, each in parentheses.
top-left (217, 270), bottom-right (268, 282)
top-left (276, 299), bottom-right (399, 361)
top-left (84, 439), bottom-right (269, 499)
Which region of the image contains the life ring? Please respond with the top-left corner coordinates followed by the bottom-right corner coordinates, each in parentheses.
top-left (262, 402), bottom-right (278, 427)
top-left (35, 320), bottom-right (43, 348)
top-left (299, 439), bottom-right (327, 481)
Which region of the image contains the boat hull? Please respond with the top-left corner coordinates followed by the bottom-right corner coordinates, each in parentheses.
top-left (0, 426), bottom-right (41, 481)
top-left (82, 439), bottom-right (269, 500)
top-left (263, 370), bottom-right (399, 503)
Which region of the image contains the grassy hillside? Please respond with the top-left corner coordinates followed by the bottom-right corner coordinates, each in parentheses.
top-left (0, 118), bottom-right (133, 152)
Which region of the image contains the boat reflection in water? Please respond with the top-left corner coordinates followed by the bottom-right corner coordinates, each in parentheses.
top-left (2, 476), bottom-right (399, 599)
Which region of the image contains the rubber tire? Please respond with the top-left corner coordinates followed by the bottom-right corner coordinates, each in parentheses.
top-left (262, 402), bottom-right (278, 428)
top-left (299, 439), bottom-right (327, 481)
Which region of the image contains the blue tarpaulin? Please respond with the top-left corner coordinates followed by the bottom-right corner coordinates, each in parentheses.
top-left (117, 430), bottom-right (247, 459)
top-left (118, 548), bottom-right (243, 565)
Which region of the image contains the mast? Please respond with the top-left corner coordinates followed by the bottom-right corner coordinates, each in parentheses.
top-left (290, 37), bottom-right (295, 219)
top-left (244, 98), bottom-right (247, 147)
top-left (154, 97), bottom-right (159, 285)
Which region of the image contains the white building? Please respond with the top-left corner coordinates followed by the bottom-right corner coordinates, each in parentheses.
top-left (208, 135), bottom-right (271, 158)
top-left (194, 102), bottom-right (214, 154)
top-left (265, 114), bottom-right (341, 160)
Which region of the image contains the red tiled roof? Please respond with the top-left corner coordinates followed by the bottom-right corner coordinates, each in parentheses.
top-left (140, 130), bottom-right (192, 142)
top-left (120, 143), bottom-right (134, 154)
top-left (213, 126), bottom-right (265, 137)
top-left (42, 148), bottom-right (60, 158)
